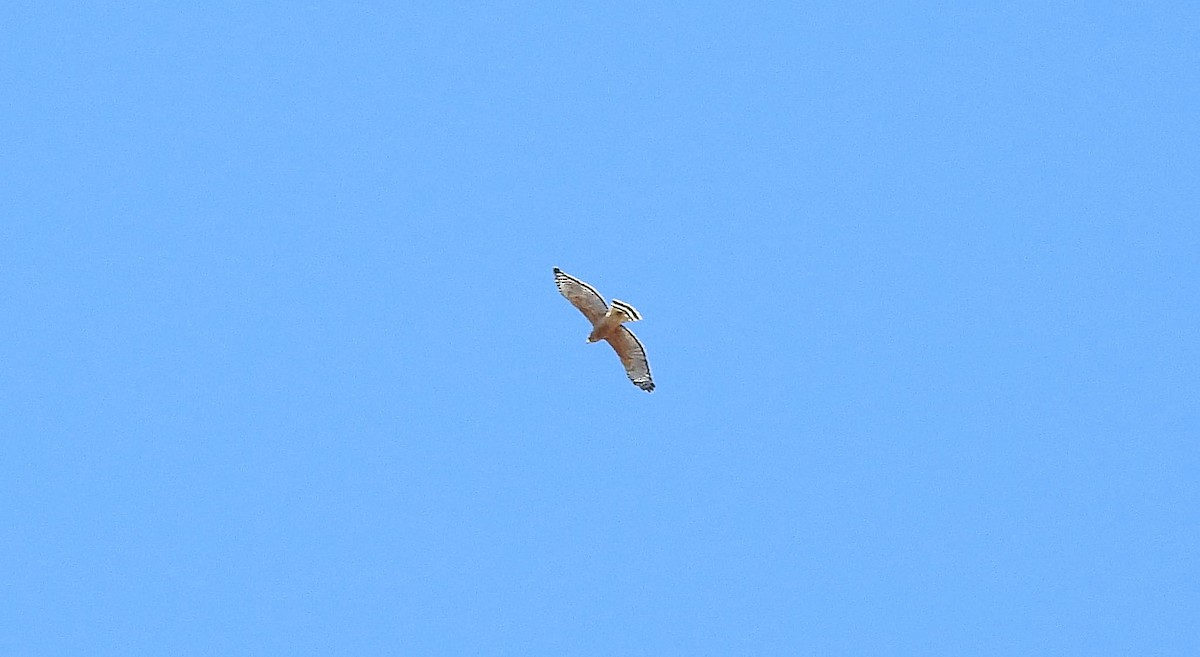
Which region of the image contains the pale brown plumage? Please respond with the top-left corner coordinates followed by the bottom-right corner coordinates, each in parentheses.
top-left (553, 267), bottom-right (654, 392)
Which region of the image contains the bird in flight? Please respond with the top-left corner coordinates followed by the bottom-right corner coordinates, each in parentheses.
top-left (553, 267), bottom-right (655, 392)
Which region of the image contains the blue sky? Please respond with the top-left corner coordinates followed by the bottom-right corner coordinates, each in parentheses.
top-left (2, 2), bottom-right (1197, 654)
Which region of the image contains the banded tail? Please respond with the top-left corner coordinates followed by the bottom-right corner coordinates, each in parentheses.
top-left (609, 299), bottom-right (642, 322)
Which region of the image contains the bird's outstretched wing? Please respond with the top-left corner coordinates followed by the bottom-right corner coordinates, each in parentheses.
top-left (554, 267), bottom-right (607, 325)
top-left (606, 325), bottom-right (655, 392)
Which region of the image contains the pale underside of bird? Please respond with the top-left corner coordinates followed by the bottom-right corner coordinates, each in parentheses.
top-left (553, 267), bottom-right (655, 392)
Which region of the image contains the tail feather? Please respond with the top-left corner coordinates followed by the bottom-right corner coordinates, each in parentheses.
top-left (609, 299), bottom-right (642, 322)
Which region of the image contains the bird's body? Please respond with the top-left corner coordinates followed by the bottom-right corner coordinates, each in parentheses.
top-left (586, 299), bottom-right (643, 343)
top-left (586, 314), bottom-right (621, 343)
top-left (553, 268), bottom-right (655, 392)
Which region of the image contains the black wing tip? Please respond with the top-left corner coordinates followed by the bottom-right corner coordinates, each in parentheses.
top-left (553, 266), bottom-right (562, 274)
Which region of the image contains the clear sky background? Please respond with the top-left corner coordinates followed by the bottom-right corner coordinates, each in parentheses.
top-left (3, 3), bottom-right (1197, 655)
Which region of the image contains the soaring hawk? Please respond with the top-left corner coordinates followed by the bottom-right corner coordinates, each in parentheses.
top-left (553, 267), bottom-right (655, 392)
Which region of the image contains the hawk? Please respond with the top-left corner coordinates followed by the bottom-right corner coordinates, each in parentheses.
top-left (553, 267), bottom-right (655, 392)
